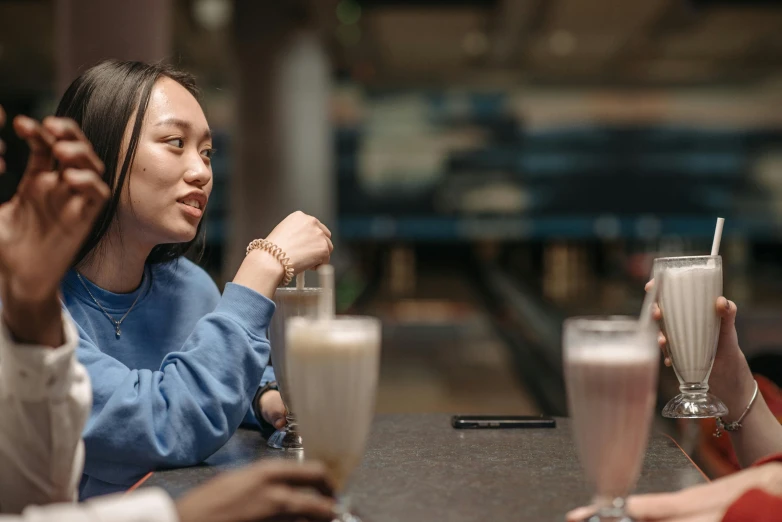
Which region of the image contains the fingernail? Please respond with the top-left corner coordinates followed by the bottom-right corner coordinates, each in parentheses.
top-left (725, 300), bottom-right (731, 311)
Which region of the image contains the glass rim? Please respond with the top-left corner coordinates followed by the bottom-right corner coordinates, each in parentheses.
top-left (564, 315), bottom-right (639, 332)
top-left (653, 254), bottom-right (721, 263)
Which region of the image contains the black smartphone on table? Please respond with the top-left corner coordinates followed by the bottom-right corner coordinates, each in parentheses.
top-left (451, 415), bottom-right (556, 429)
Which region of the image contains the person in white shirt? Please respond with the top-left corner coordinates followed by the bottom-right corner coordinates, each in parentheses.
top-left (0, 108), bottom-right (336, 521)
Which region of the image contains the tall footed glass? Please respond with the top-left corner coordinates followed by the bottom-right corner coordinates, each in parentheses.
top-left (654, 255), bottom-right (728, 418)
top-left (564, 317), bottom-right (659, 522)
top-left (266, 288), bottom-right (322, 450)
top-left (285, 316), bottom-right (381, 522)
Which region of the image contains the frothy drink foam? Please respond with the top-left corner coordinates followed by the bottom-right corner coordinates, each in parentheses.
top-left (566, 347), bottom-right (657, 499)
top-left (286, 320), bottom-right (380, 491)
top-left (658, 265), bottom-right (722, 384)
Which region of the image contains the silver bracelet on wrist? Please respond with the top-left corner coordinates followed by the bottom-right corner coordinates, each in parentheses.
top-left (714, 379), bottom-right (759, 438)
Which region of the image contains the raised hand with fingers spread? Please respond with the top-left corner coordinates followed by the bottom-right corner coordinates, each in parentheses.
top-left (0, 112), bottom-right (108, 347)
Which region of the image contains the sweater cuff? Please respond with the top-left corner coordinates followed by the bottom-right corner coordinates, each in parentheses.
top-left (252, 386), bottom-right (279, 440)
top-left (0, 311), bottom-right (82, 401)
top-left (722, 488), bottom-right (782, 522)
top-left (214, 283), bottom-right (276, 336)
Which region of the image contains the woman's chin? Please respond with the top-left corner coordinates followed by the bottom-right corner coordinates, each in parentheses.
top-left (159, 227), bottom-right (199, 245)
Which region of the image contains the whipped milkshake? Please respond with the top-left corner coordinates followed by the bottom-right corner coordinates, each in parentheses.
top-left (270, 288), bottom-right (321, 409)
top-left (655, 259), bottom-right (722, 385)
top-left (566, 347), bottom-right (658, 500)
top-left (286, 317), bottom-right (381, 491)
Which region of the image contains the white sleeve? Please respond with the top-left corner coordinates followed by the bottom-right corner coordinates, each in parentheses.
top-left (0, 313), bottom-right (91, 514)
top-left (0, 488), bottom-right (179, 522)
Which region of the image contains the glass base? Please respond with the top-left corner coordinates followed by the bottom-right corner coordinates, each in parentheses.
top-left (267, 424), bottom-right (303, 450)
top-left (333, 495), bottom-right (361, 522)
top-left (581, 498), bottom-right (633, 522)
top-left (584, 514), bottom-right (633, 522)
top-left (662, 391), bottom-right (728, 419)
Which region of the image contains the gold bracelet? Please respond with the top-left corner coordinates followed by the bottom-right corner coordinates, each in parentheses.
top-left (246, 239), bottom-right (295, 287)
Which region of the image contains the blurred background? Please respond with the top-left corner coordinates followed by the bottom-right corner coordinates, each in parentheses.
top-left (2, 0), bottom-right (782, 478)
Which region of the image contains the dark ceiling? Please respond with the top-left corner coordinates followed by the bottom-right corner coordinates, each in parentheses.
top-left (2, 0), bottom-right (782, 94)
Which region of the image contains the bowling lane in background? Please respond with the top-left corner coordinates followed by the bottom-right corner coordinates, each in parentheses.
top-left (366, 271), bottom-right (538, 415)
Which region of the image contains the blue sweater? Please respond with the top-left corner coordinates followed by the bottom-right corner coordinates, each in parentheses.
top-left (61, 259), bottom-right (276, 498)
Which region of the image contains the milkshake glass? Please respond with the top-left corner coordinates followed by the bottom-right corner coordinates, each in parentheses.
top-left (267, 287), bottom-right (322, 450)
top-left (564, 316), bottom-right (658, 522)
top-left (286, 316), bottom-right (381, 522)
top-left (653, 255), bottom-right (728, 418)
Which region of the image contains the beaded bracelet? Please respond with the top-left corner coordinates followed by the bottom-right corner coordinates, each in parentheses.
top-left (246, 238), bottom-right (295, 287)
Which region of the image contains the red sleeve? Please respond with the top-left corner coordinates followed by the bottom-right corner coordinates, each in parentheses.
top-left (723, 488), bottom-right (782, 522)
top-left (722, 455), bottom-right (782, 521)
top-left (753, 453), bottom-right (782, 467)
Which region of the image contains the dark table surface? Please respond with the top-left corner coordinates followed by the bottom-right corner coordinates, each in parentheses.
top-left (139, 413), bottom-right (707, 521)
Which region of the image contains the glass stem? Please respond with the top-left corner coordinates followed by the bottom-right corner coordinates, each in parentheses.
top-left (590, 496), bottom-right (632, 521)
top-left (334, 494), bottom-right (360, 522)
top-left (680, 383), bottom-right (709, 395)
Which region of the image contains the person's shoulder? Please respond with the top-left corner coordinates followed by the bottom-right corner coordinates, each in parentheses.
top-left (152, 258), bottom-right (220, 297)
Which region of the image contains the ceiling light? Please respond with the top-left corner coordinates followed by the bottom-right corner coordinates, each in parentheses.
top-left (193, 0), bottom-right (232, 31)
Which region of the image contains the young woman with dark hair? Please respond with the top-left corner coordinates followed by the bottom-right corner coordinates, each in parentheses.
top-left (54, 60), bottom-right (333, 498)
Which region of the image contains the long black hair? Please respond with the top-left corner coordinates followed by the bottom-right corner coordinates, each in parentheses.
top-left (56, 60), bottom-right (205, 267)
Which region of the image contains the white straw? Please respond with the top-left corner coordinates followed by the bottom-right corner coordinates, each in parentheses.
top-left (296, 272), bottom-right (305, 290)
top-left (711, 217), bottom-right (725, 256)
top-left (317, 265), bottom-right (335, 319)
